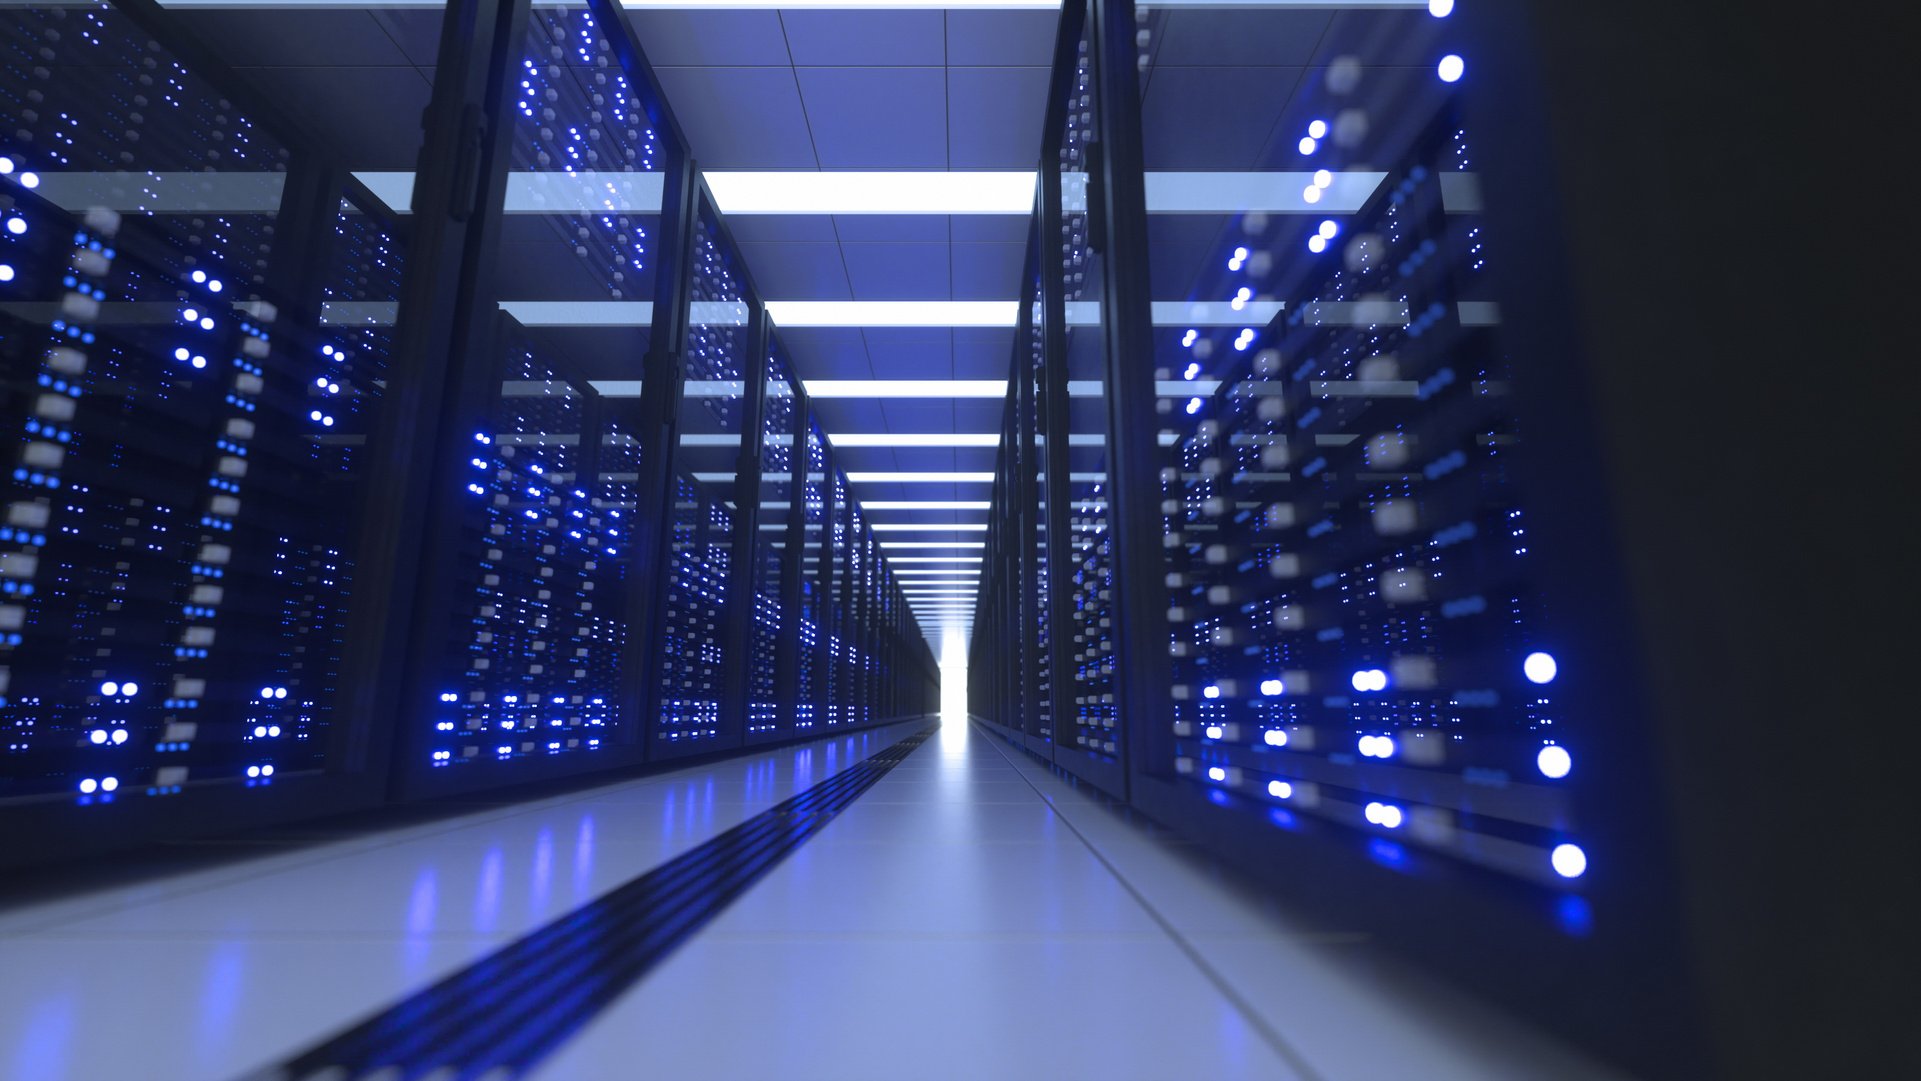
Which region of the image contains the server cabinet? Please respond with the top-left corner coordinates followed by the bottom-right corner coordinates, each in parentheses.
top-left (0, 0), bottom-right (435, 863)
top-left (392, 0), bottom-right (688, 796)
top-left (793, 415), bottom-right (828, 731)
top-left (965, 0), bottom-right (1742, 1074)
top-left (647, 187), bottom-right (757, 760)
top-left (745, 323), bottom-right (799, 743)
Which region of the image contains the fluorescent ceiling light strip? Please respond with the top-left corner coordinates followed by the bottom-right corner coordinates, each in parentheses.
top-left (479, 301), bottom-right (1283, 330)
top-left (888, 557), bottom-right (984, 563)
top-left (706, 171), bottom-right (1034, 214)
top-left (860, 501), bottom-right (991, 510)
top-left (792, 379), bottom-right (1214, 399)
top-left (767, 301), bottom-right (1017, 328)
top-left (871, 524), bottom-right (988, 532)
top-left (829, 433), bottom-right (998, 448)
top-left (881, 542), bottom-right (986, 549)
top-left (848, 472), bottom-right (995, 483)
top-left (805, 380), bottom-right (1006, 399)
top-left (37, 167), bottom-right (1386, 217)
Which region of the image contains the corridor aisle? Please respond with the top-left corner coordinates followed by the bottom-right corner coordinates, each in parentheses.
top-left (0, 718), bottom-right (1629, 1081)
top-left (535, 720), bottom-right (1628, 1081)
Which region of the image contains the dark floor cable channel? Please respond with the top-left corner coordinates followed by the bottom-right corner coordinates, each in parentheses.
top-left (238, 726), bottom-right (938, 1081)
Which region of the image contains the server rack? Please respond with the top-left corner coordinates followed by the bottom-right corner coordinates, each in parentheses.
top-left (965, 0), bottom-right (1758, 1076)
top-left (0, 0), bottom-right (938, 872)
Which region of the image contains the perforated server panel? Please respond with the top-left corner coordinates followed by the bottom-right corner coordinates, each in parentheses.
top-left (0, 4), bottom-right (395, 809)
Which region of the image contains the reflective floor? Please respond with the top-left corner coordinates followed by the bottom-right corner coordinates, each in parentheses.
top-left (0, 718), bottom-right (1627, 1081)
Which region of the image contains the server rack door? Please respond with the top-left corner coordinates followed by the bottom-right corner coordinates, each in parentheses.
top-left (0, 0), bottom-right (447, 861)
top-left (395, 0), bottom-right (683, 796)
top-left (1046, 1), bottom-right (1126, 795)
top-left (1018, 228), bottom-right (1055, 753)
top-left (793, 417), bottom-right (827, 732)
top-left (1103, 1), bottom-right (1693, 1073)
top-left (650, 195), bottom-right (752, 760)
top-left (746, 333), bottom-right (798, 743)
top-left (842, 504), bottom-right (866, 728)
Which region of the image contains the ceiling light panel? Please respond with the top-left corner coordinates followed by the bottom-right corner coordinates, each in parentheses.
top-left (829, 433), bottom-right (999, 448)
top-left (705, 171), bottom-right (1035, 214)
top-left (848, 472), bottom-right (995, 483)
top-left (804, 380), bottom-right (1007, 398)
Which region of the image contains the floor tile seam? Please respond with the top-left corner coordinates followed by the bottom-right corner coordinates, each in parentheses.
top-left (0, 726), bottom-right (923, 940)
top-left (975, 725), bottom-right (1330, 1081)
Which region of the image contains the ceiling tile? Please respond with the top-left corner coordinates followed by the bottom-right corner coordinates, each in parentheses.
top-left (859, 328), bottom-right (953, 380)
top-left (953, 327), bottom-right (1015, 378)
top-left (737, 241), bottom-right (852, 301)
top-left (878, 400), bottom-right (960, 433)
top-left (946, 67), bottom-right (1051, 169)
top-left (780, 11), bottom-right (945, 66)
top-left (795, 68), bottom-right (947, 169)
top-left (721, 216), bottom-right (841, 244)
top-left (834, 215), bottom-right (949, 243)
top-left (945, 11), bottom-right (1062, 66)
top-left (840, 243), bottom-right (951, 300)
top-left (626, 11), bottom-right (792, 66)
top-left (813, 398), bottom-right (891, 434)
top-left (947, 400), bottom-right (1004, 429)
top-left (950, 242), bottom-right (1025, 301)
top-left (656, 67), bottom-right (818, 169)
top-left (775, 327), bottom-right (873, 381)
top-left (950, 215), bottom-right (1031, 243)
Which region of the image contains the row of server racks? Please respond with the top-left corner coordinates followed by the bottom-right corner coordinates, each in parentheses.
top-left (963, 2), bottom-right (1906, 1080)
top-left (0, 0), bottom-right (939, 871)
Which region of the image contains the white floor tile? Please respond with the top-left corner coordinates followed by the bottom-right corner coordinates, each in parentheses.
top-left (532, 935), bottom-right (1306, 1081)
top-left (701, 834), bottom-right (1163, 937)
top-left (0, 935), bottom-right (495, 1081)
